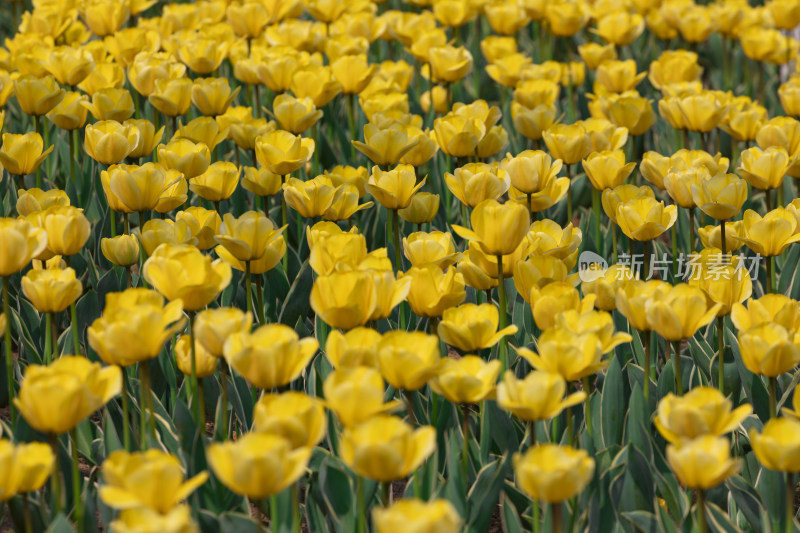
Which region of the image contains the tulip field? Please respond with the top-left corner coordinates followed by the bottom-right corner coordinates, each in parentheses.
top-left (6, 0), bottom-right (800, 532)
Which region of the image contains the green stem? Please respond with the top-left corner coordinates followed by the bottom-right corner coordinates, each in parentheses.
top-left (673, 340), bottom-right (683, 396)
top-left (671, 220), bottom-right (678, 280)
top-left (697, 490), bottom-right (708, 533)
top-left (70, 427), bottom-right (83, 532)
top-left (787, 472), bottom-right (795, 533)
top-left (356, 477), bottom-right (366, 533)
top-left (552, 502), bottom-right (563, 533)
top-left (220, 362), bottom-right (229, 440)
top-left (461, 404), bottom-right (470, 490)
top-left (22, 493), bottom-right (32, 533)
top-left (70, 302), bottom-right (80, 354)
top-left (392, 209), bottom-right (402, 272)
top-left (461, 202), bottom-right (470, 229)
top-left (720, 220), bottom-right (726, 258)
top-left (68, 128), bottom-right (76, 192)
top-left (281, 175), bottom-right (288, 273)
top-left (612, 224), bottom-right (618, 264)
top-left (592, 189), bottom-right (601, 250)
top-left (270, 495), bottom-right (279, 533)
top-left (245, 261), bottom-right (252, 317)
top-left (292, 482), bottom-right (301, 533)
top-left (688, 208), bottom-right (695, 253)
top-left (643, 239), bottom-right (650, 280)
top-left (255, 274), bottom-right (265, 326)
top-left (717, 316), bottom-right (725, 394)
top-left (643, 330), bottom-right (652, 402)
top-left (770, 376), bottom-right (778, 419)
top-left (771, 256), bottom-right (777, 295)
top-left (496, 254), bottom-right (508, 373)
top-left (34, 114), bottom-right (41, 188)
top-left (581, 377), bottom-right (593, 436)
top-left (404, 389), bottom-right (416, 426)
top-left (347, 93), bottom-right (357, 162)
top-left (4, 277), bottom-right (15, 424)
top-left (121, 368), bottom-right (131, 451)
top-left (767, 256), bottom-right (774, 294)
top-left (188, 311), bottom-right (203, 427)
top-left (566, 164), bottom-right (572, 223)
top-left (48, 434), bottom-right (61, 516)
top-left (45, 312), bottom-right (52, 364)
top-left (142, 362), bottom-right (156, 443)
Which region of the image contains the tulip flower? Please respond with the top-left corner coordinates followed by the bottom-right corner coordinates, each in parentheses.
top-left (615, 196), bottom-right (677, 245)
top-left (149, 77), bottom-right (193, 118)
top-left (290, 65), bottom-right (342, 108)
top-left (513, 444), bottom-right (595, 503)
top-left (0, 439), bottom-right (54, 502)
top-left (512, 103), bottom-right (558, 143)
top-left (325, 328), bottom-right (381, 369)
top-left (191, 77), bottom-right (241, 117)
top-left (175, 334), bottom-right (217, 379)
top-left (16, 188), bottom-right (69, 217)
top-left (41, 206), bottom-right (90, 258)
top-left (433, 114), bottom-right (486, 158)
top-left (137, 219), bottom-right (197, 256)
top-left (13, 74), bottom-right (65, 117)
top-left (353, 123), bottom-right (421, 167)
top-left (504, 150), bottom-right (563, 197)
top-left (751, 418), bottom-right (800, 473)
top-left (82, 88), bottom-right (135, 122)
top-left (403, 231), bottom-right (460, 269)
top-left (438, 303), bottom-right (518, 353)
top-left (731, 294), bottom-right (800, 333)
top-left (157, 138), bottom-right (211, 180)
top-left (376, 330), bottom-right (441, 393)
top-left (271, 93), bottom-right (323, 134)
top-left (398, 192), bottom-right (440, 224)
top-left (655, 387), bottom-right (752, 443)
top-left (667, 435), bottom-right (740, 491)
top-left (100, 449), bottom-right (207, 514)
top-left (497, 370), bottom-right (586, 423)
top-left (737, 146), bottom-right (791, 193)
top-left (324, 366), bottom-right (402, 427)
top-left (189, 162), bottom-right (240, 203)
top-left (109, 506), bottom-right (199, 533)
top-left (126, 119), bottom-right (165, 160)
top-left (46, 92), bottom-right (89, 131)
top-left (84, 120), bottom-right (140, 165)
top-left (594, 60), bottom-right (647, 94)
top-left (340, 415), bottom-right (435, 482)
top-left (21, 266), bottom-right (81, 316)
top-left (0, 132), bottom-right (53, 179)
top-left (444, 162), bottom-right (510, 208)
top-left (255, 130), bottom-right (315, 176)
top-left (253, 392), bottom-right (326, 449)
top-left (373, 499), bottom-right (461, 533)
top-left (430, 355), bottom-right (500, 404)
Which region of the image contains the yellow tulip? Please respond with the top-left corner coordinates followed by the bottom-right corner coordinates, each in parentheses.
top-left (16, 188), bottom-right (69, 217)
top-left (377, 330), bottom-right (441, 391)
top-left (325, 328), bottom-right (381, 369)
top-left (0, 132), bottom-right (54, 176)
top-left (177, 116), bottom-right (229, 152)
top-left (21, 267), bottom-right (81, 313)
top-left (88, 288), bottom-right (185, 367)
top-left (46, 91), bottom-right (89, 130)
top-left (645, 283), bottom-right (722, 341)
top-left (215, 211), bottom-right (284, 262)
top-left (0, 218), bottom-right (47, 276)
top-left (191, 77), bottom-right (241, 117)
top-left (691, 173), bottom-right (747, 221)
top-left (737, 146), bottom-right (791, 190)
top-left (255, 130), bottom-right (315, 176)
top-left (367, 163), bottom-right (426, 210)
top-left (616, 196), bottom-right (677, 242)
top-left (282, 176), bottom-right (336, 218)
top-left (503, 150), bottom-right (563, 195)
top-left (143, 243), bottom-right (231, 311)
top-left (750, 418), bottom-right (800, 472)
top-left (253, 392), bottom-right (326, 449)
top-left (513, 444), bottom-right (595, 503)
top-left (542, 123), bottom-right (592, 165)
top-left (13, 74), bottom-right (64, 116)
top-left (403, 265), bottom-right (466, 318)
top-left (433, 114), bottom-right (486, 158)
top-left (175, 207), bottom-right (221, 251)
top-left (149, 77), bottom-right (193, 117)
top-left (731, 294), bottom-right (800, 333)
top-left (242, 166), bottom-right (283, 198)
top-left (108, 505), bottom-right (199, 533)
top-left (453, 199), bottom-right (529, 256)
top-left (353, 123), bottom-right (420, 167)
top-left (698, 221), bottom-right (745, 253)
top-left (615, 279), bottom-right (671, 331)
top-left (193, 307), bottom-right (251, 358)
top-left (735, 208), bottom-right (800, 257)
top-left (738, 323), bottom-right (800, 377)
top-left (331, 54), bottom-right (378, 94)
top-left (84, 120), bottom-right (140, 165)
top-left (323, 366), bottom-right (402, 426)
top-left (101, 163), bottom-right (176, 213)
top-left (42, 205), bottom-right (91, 257)
top-left (82, 87), bottom-right (135, 122)
top-left (373, 499), bottom-right (461, 533)
top-left (137, 219), bottom-right (197, 256)
top-left (174, 334), bottom-right (217, 378)
top-left (79, 62), bottom-right (126, 96)
top-left (290, 64), bottom-right (342, 108)
top-left (545, 1), bottom-right (590, 37)
top-left (444, 162), bottom-right (509, 208)
top-left (398, 192), bottom-right (440, 224)
top-left (594, 11), bottom-right (644, 46)
top-left (655, 387), bottom-right (752, 443)
top-left (517, 328), bottom-right (606, 381)
top-left (340, 415), bottom-right (435, 482)
top-left (0, 439), bottom-right (54, 500)
top-left (497, 370), bottom-right (586, 422)
top-left (157, 138), bottom-right (210, 180)
top-left (666, 436), bottom-right (740, 490)
top-left (430, 355), bottom-right (500, 404)
top-left (438, 303), bottom-right (518, 352)
top-left (595, 60), bottom-right (647, 94)
top-left (403, 231), bottom-right (459, 269)
top-left (15, 355), bottom-right (121, 434)
top-left (188, 162), bottom-right (239, 202)
top-left (271, 93), bottom-right (323, 134)
top-left (428, 45), bottom-right (473, 84)
top-left (126, 119), bottom-right (165, 160)
top-left (79, 0), bottom-right (129, 36)
top-left (176, 36), bottom-right (230, 76)
top-left (582, 149), bottom-right (636, 190)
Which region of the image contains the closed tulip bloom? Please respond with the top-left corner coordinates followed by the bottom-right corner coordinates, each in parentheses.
top-left (190, 77), bottom-right (241, 117)
top-left (125, 119), bottom-right (165, 160)
top-left (779, 81), bottom-right (800, 117)
top-left (581, 264), bottom-right (634, 311)
top-left (215, 211), bottom-right (285, 262)
top-left (81, 88), bottom-right (134, 122)
top-left (691, 173), bottom-right (747, 221)
top-left (0, 218), bottom-right (48, 276)
top-left (281, 176), bottom-right (335, 218)
top-left (47, 91), bottom-right (89, 130)
top-left (593, 11), bottom-right (644, 45)
top-left (504, 150), bottom-right (563, 194)
top-left (15, 355), bottom-right (121, 434)
top-left (377, 331), bottom-right (441, 391)
top-left (403, 231), bottom-right (459, 269)
top-left (645, 283), bottom-right (721, 341)
top-left (512, 103), bottom-right (558, 142)
top-left (42, 206), bottom-right (90, 257)
top-left (555, 308), bottom-right (632, 353)
top-left (428, 45), bottom-right (473, 84)
top-left (16, 188), bottom-right (70, 217)
top-left (542, 123), bottom-right (592, 165)
top-left (13, 74), bottom-right (64, 116)
top-left (271, 94), bottom-right (323, 134)
top-left (79, 0), bottom-right (129, 36)
top-left (226, 2), bottom-right (270, 37)
top-left (353, 123), bottom-right (420, 167)
top-left (174, 334), bottom-right (217, 379)
top-left (368, 270), bottom-right (412, 322)
top-left (373, 499), bottom-right (461, 533)
top-left (514, 79), bottom-right (559, 110)
top-left (143, 243), bottom-right (231, 310)
top-left (138, 219), bottom-right (197, 256)
top-left (290, 65), bottom-right (342, 108)
top-left (253, 392), bottom-right (326, 449)
top-left (79, 62), bottom-right (126, 96)
top-left (615, 280), bottom-right (671, 331)
top-left (325, 328), bottom-right (381, 368)
top-left (738, 323), bottom-right (800, 377)
top-left (99, 449), bottom-right (208, 514)
top-left (737, 146), bottom-right (791, 190)
top-left (21, 267), bottom-right (81, 313)
top-left (616, 196), bottom-right (677, 242)
top-left (513, 255), bottom-right (577, 303)
top-left (324, 366), bottom-right (402, 426)
top-left (403, 265), bottom-right (466, 318)
top-left (177, 37), bottom-right (230, 76)
top-left (731, 294), bottom-right (800, 332)
top-left (367, 164), bottom-right (426, 210)
top-left (514, 444), bottom-right (595, 503)
top-left (545, 1), bottom-right (590, 36)
top-left (242, 166), bottom-right (282, 198)
top-left (655, 387), bottom-right (752, 443)
top-left (331, 54), bottom-right (378, 94)
top-left (157, 138), bottom-right (210, 180)
top-left (175, 207), bottom-right (221, 251)
top-left (497, 370), bottom-right (586, 422)
top-left (0, 132), bottom-right (54, 176)
top-left (735, 208), bottom-right (800, 257)
top-left (438, 303), bottom-right (518, 352)
top-left (750, 418), bottom-right (800, 472)
top-left (312, 271), bottom-right (381, 329)
top-left (193, 307), bottom-right (252, 358)
top-left (187, 162), bottom-right (239, 202)
top-left (698, 221), bottom-right (745, 253)
top-left (0, 440), bottom-right (54, 500)
top-left (255, 130), bottom-right (314, 176)
top-left (430, 356), bottom-right (500, 404)
top-left (671, 92), bottom-right (727, 133)
top-left (594, 60), bottom-right (646, 94)
top-left (340, 415), bottom-right (435, 482)
top-left (667, 436), bottom-right (740, 490)
top-left (453, 199), bottom-right (529, 256)
top-left (324, 184), bottom-right (374, 221)
top-left (518, 328), bottom-right (606, 381)
top-left (84, 120), bottom-right (140, 165)
top-left (582, 149), bottom-right (636, 190)
top-left (101, 234), bottom-right (140, 267)
top-left (398, 192), bottom-right (439, 224)
top-left (434, 114), bottom-right (486, 158)
top-left (223, 324), bottom-right (317, 389)
top-left (145, 70), bottom-right (191, 113)
top-left (109, 505), bottom-right (199, 533)
top-left (664, 165), bottom-right (709, 208)
top-left (88, 288), bottom-right (185, 367)
top-left (102, 163), bottom-right (176, 213)
top-left (444, 162), bottom-right (509, 208)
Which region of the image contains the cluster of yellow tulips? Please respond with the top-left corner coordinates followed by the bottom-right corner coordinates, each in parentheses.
top-left (4, 0), bottom-right (800, 531)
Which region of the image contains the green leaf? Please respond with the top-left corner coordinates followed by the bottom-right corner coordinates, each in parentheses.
top-left (219, 512), bottom-right (263, 533)
top-left (501, 492), bottom-right (525, 533)
top-left (46, 513), bottom-right (74, 533)
top-left (317, 456), bottom-right (354, 520)
top-left (466, 457), bottom-right (508, 533)
top-left (706, 501), bottom-right (744, 533)
top-left (278, 260), bottom-right (312, 327)
top-left (726, 475), bottom-right (764, 531)
top-left (622, 510), bottom-right (662, 533)
top-left (602, 356), bottom-right (625, 447)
